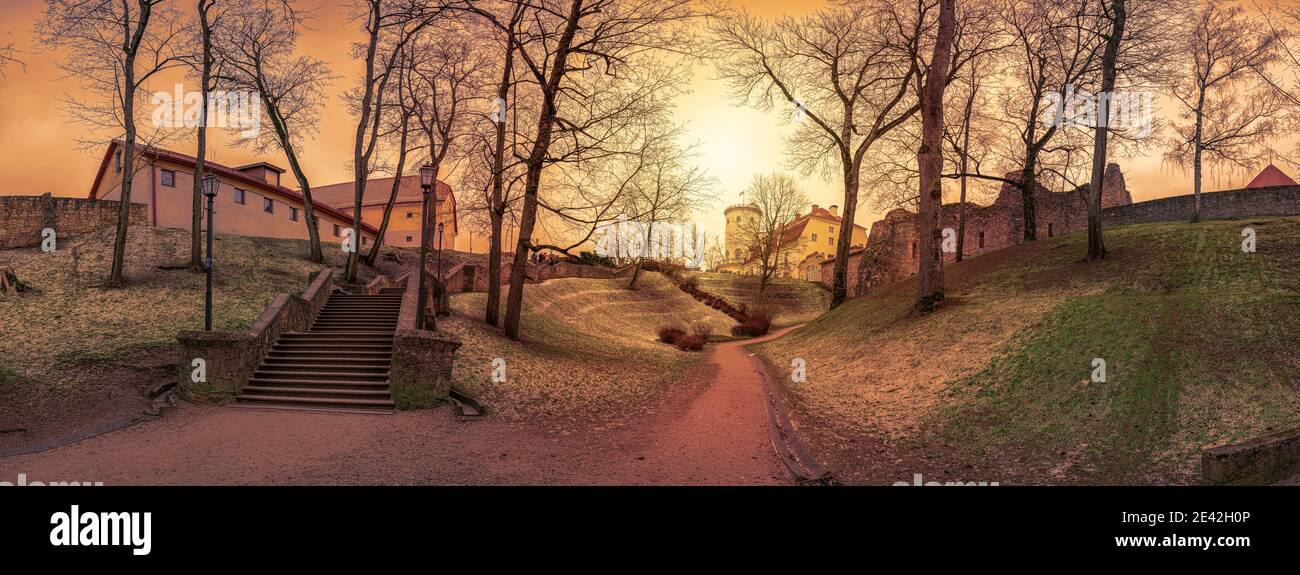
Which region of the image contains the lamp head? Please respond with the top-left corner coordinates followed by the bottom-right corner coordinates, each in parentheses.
top-left (419, 165), bottom-right (435, 188)
top-left (201, 174), bottom-right (219, 198)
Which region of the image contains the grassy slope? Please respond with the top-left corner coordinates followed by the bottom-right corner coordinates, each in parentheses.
top-left (691, 272), bottom-right (831, 326)
top-left (0, 227), bottom-right (330, 395)
top-left (754, 217), bottom-right (1300, 484)
top-left (445, 272), bottom-right (737, 421)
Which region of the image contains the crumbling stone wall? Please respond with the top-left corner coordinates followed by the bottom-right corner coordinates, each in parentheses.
top-left (821, 163), bottom-right (1300, 300)
top-left (0, 194), bottom-right (147, 249)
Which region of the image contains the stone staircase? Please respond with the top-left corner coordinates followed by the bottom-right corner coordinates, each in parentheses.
top-left (236, 287), bottom-right (404, 412)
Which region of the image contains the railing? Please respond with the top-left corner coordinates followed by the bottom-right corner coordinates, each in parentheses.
top-left (176, 268), bottom-right (334, 402)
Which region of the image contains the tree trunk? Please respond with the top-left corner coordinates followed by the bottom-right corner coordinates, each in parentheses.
top-left (503, 0), bottom-right (583, 341)
top-left (1192, 89), bottom-right (1205, 224)
top-left (828, 163), bottom-right (859, 307)
top-left (915, 0), bottom-right (956, 313)
top-left (1087, 0), bottom-right (1125, 261)
top-left (956, 67), bottom-right (976, 263)
top-left (109, 55), bottom-right (139, 287)
top-left (485, 27), bottom-right (516, 327)
top-left (364, 119), bottom-right (409, 266)
top-left (627, 219), bottom-right (654, 290)
top-left (191, 2), bottom-right (212, 273)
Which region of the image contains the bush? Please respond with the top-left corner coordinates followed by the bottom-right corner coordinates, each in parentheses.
top-left (681, 274), bottom-right (700, 291)
top-left (730, 315), bottom-right (772, 337)
top-left (575, 251), bottom-right (615, 267)
top-left (691, 322), bottom-right (713, 339)
top-left (657, 325), bottom-right (686, 344)
top-left (675, 334), bottom-right (705, 352)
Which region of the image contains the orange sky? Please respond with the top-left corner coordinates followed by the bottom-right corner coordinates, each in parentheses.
top-left (0, 0), bottom-right (1278, 253)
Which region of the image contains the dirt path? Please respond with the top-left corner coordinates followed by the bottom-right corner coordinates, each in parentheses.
top-left (0, 331), bottom-right (797, 486)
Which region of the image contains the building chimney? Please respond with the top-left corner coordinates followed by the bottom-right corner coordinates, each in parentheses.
top-left (811, 204), bottom-right (819, 215)
top-left (829, 205), bottom-right (839, 217)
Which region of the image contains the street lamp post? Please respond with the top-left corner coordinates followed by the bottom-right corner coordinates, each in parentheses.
top-left (418, 165), bottom-right (435, 330)
top-left (201, 174), bottom-right (219, 331)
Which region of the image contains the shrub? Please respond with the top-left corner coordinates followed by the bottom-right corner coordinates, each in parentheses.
top-left (575, 251), bottom-right (615, 267)
top-left (675, 334), bottom-right (705, 352)
top-left (681, 274), bottom-right (700, 291)
top-left (691, 322), bottom-right (713, 339)
top-left (657, 325), bottom-right (686, 344)
top-left (730, 315), bottom-right (772, 337)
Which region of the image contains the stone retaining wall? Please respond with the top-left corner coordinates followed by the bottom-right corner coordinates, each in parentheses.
top-left (0, 194), bottom-right (147, 249)
top-left (175, 269), bottom-right (334, 402)
top-left (1202, 427), bottom-right (1300, 485)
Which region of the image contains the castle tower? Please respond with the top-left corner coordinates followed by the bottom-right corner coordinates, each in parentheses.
top-left (723, 203), bottom-right (761, 261)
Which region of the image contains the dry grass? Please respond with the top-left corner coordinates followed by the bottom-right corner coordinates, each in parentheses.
top-left (754, 217), bottom-right (1300, 484)
top-left (0, 227), bottom-right (329, 390)
top-left (692, 272), bottom-right (831, 326)
top-left (444, 272), bottom-right (736, 421)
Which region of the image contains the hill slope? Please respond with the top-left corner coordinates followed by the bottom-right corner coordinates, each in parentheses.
top-left (446, 272), bottom-right (738, 421)
top-left (691, 272), bottom-right (831, 326)
top-left (753, 217), bottom-right (1300, 484)
top-left (0, 227), bottom-right (334, 448)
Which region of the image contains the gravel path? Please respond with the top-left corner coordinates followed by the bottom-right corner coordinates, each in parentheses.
top-left (0, 333), bottom-right (794, 486)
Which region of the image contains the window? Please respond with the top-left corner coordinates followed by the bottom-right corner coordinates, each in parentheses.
top-left (161, 169), bottom-right (175, 187)
top-left (829, 226), bottom-right (835, 235)
top-left (333, 224), bottom-right (341, 237)
top-left (1047, 223), bottom-right (1055, 238)
top-left (911, 242), bottom-right (917, 257)
top-left (829, 237), bottom-right (835, 246)
top-left (812, 233), bottom-right (818, 242)
top-left (289, 207), bottom-right (299, 222)
top-left (114, 150), bottom-right (122, 174)
top-left (978, 231), bottom-right (985, 249)
top-left (234, 189), bottom-right (246, 204)
top-left (406, 236), bottom-right (413, 242)
top-left (263, 197), bottom-right (274, 214)
top-left (406, 212), bottom-right (414, 219)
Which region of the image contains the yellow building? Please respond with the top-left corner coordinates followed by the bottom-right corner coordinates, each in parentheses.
top-left (716, 204), bottom-right (867, 278)
top-left (312, 175), bottom-right (458, 251)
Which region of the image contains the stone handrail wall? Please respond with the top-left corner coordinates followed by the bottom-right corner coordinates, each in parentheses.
top-left (391, 268), bottom-right (461, 409)
top-left (176, 268), bottom-right (334, 402)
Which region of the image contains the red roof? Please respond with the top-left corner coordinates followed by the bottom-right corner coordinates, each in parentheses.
top-left (1246, 164), bottom-right (1297, 188)
top-left (89, 140), bottom-right (380, 236)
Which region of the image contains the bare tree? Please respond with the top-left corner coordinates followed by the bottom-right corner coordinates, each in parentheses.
top-left (1080, 0), bottom-right (1126, 260)
top-left (733, 173), bottom-right (808, 295)
top-left (342, 0), bottom-right (452, 282)
top-left (471, 0), bottom-right (698, 340)
top-left (409, 22), bottom-right (485, 314)
top-left (478, 1), bottom-right (527, 328)
top-left (708, 0), bottom-right (995, 309)
top-left (217, 0), bottom-right (336, 262)
top-left (1167, 1), bottom-right (1283, 223)
top-left (621, 130), bottom-right (715, 289)
top-left (363, 46), bottom-right (418, 267)
top-left (0, 24), bottom-right (24, 76)
top-left (36, 0), bottom-right (184, 287)
top-left (915, 0), bottom-right (956, 313)
top-left (185, 0), bottom-right (237, 272)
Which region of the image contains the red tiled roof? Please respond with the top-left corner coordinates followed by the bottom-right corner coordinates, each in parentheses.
top-left (1245, 164), bottom-right (1297, 188)
top-left (89, 140), bottom-right (380, 236)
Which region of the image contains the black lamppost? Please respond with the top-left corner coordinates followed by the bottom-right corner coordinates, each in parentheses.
top-left (436, 222), bottom-right (445, 315)
top-left (417, 165), bottom-right (435, 330)
top-left (201, 173), bottom-right (219, 331)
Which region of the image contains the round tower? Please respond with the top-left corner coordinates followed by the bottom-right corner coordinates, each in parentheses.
top-left (723, 203), bottom-right (762, 261)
